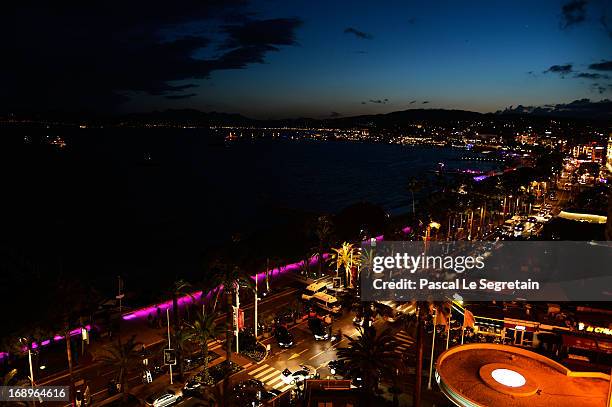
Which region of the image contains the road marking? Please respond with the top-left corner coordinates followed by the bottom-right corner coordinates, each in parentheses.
top-left (274, 380), bottom-right (289, 389)
top-left (308, 347), bottom-right (331, 361)
top-left (253, 367), bottom-right (276, 379)
top-left (249, 364), bottom-right (270, 374)
top-left (279, 384), bottom-right (293, 392)
top-left (260, 371), bottom-right (280, 382)
top-left (289, 349), bottom-right (309, 360)
top-left (267, 376), bottom-right (282, 386)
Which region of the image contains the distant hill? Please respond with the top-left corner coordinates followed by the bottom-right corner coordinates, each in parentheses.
top-left (323, 109), bottom-right (485, 127)
top-left (4, 100), bottom-right (610, 127)
top-left (121, 108), bottom-right (258, 126)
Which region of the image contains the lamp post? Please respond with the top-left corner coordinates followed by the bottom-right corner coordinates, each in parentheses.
top-left (235, 283), bottom-right (240, 354)
top-left (427, 309), bottom-right (437, 390)
top-left (166, 308), bottom-right (173, 385)
top-left (446, 306), bottom-right (453, 350)
top-left (254, 274), bottom-right (258, 338)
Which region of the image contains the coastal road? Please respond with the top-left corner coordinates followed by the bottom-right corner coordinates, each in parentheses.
top-left (38, 285), bottom-right (308, 406)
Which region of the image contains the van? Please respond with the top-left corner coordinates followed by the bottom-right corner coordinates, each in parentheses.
top-left (312, 291), bottom-right (342, 314)
top-left (302, 281), bottom-right (328, 301)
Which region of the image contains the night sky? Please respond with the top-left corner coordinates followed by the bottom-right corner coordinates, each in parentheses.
top-left (3, 0), bottom-right (612, 118)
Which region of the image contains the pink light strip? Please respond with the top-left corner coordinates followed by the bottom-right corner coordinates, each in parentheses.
top-left (122, 224), bottom-right (414, 321)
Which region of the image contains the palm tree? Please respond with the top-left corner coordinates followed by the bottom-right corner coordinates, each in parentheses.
top-left (0, 369), bottom-right (29, 407)
top-left (209, 260), bottom-right (255, 404)
top-left (314, 215), bottom-right (333, 277)
top-left (406, 177), bottom-right (424, 217)
top-left (337, 327), bottom-right (397, 404)
top-left (412, 301), bottom-right (450, 407)
top-left (184, 309), bottom-right (224, 380)
top-left (329, 242), bottom-right (354, 287)
top-left (167, 279), bottom-right (193, 380)
top-left (51, 277), bottom-right (99, 400)
top-left (97, 336), bottom-right (142, 403)
top-left (298, 256), bottom-right (311, 278)
top-left (1, 369), bottom-right (18, 387)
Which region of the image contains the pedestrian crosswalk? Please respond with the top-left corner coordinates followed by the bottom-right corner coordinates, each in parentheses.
top-left (394, 330), bottom-right (415, 355)
top-left (209, 340), bottom-right (223, 352)
top-left (381, 300), bottom-right (416, 316)
top-left (248, 363), bottom-right (293, 393)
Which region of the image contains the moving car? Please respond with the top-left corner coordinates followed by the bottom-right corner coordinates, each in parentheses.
top-left (274, 325), bottom-right (294, 348)
top-left (145, 389), bottom-right (182, 407)
top-left (513, 224), bottom-right (524, 237)
top-left (308, 318), bottom-right (330, 340)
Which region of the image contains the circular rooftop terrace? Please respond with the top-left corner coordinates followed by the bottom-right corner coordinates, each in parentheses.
top-left (435, 343), bottom-right (610, 407)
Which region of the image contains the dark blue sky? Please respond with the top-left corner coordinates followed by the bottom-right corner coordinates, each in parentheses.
top-left (3, 0), bottom-right (612, 118)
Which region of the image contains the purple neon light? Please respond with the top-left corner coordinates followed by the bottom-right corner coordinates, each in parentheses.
top-left (121, 222), bottom-right (415, 322)
top-left (122, 225), bottom-right (415, 321)
top-left (123, 254), bottom-right (330, 321)
top-left (3, 325), bottom-right (94, 360)
top-left (473, 175), bottom-right (488, 182)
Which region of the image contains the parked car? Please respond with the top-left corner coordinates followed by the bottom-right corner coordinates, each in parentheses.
top-left (328, 359), bottom-right (346, 376)
top-left (183, 380), bottom-right (204, 398)
top-left (274, 325), bottom-right (294, 348)
top-left (281, 367), bottom-right (312, 385)
top-left (145, 389), bottom-right (182, 407)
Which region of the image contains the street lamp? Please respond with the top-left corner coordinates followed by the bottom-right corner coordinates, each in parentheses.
top-left (19, 338), bottom-right (35, 392)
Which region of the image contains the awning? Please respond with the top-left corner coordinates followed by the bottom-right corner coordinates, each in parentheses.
top-left (563, 335), bottom-right (612, 354)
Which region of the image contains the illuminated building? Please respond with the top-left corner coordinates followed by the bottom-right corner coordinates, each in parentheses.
top-left (607, 135), bottom-right (612, 172)
top-left (572, 142), bottom-right (605, 163)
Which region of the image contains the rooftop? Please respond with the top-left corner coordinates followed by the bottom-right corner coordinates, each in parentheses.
top-left (436, 343), bottom-right (610, 407)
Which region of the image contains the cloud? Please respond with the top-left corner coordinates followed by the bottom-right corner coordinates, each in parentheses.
top-left (344, 27), bottom-right (373, 40)
top-left (329, 111), bottom-right (342, 118)
top-left (422, 101), bottom-right (430, 104)
top-left (0, 3), bottom-right (302, 112)
top-left (560, 0), bottom-right (588, 28)
top-left (543, 64), bottom-right (573, 76)
top-left (588, 60), bottom-right (612, 71)
top-left (367, 98), bottom-right (389, 104)
top-left (500, 98), bottom-right (612, 119)
top-left (409, 100), bottom-right (416, 104)
top-left (407, 17), bottom-right (417, 25)
top-left (574, 72), bottom-right (609, 79)
top-left (165, 93), bottom-right (198, 100)
top-left (589, 83), bottom-right (610, 94)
